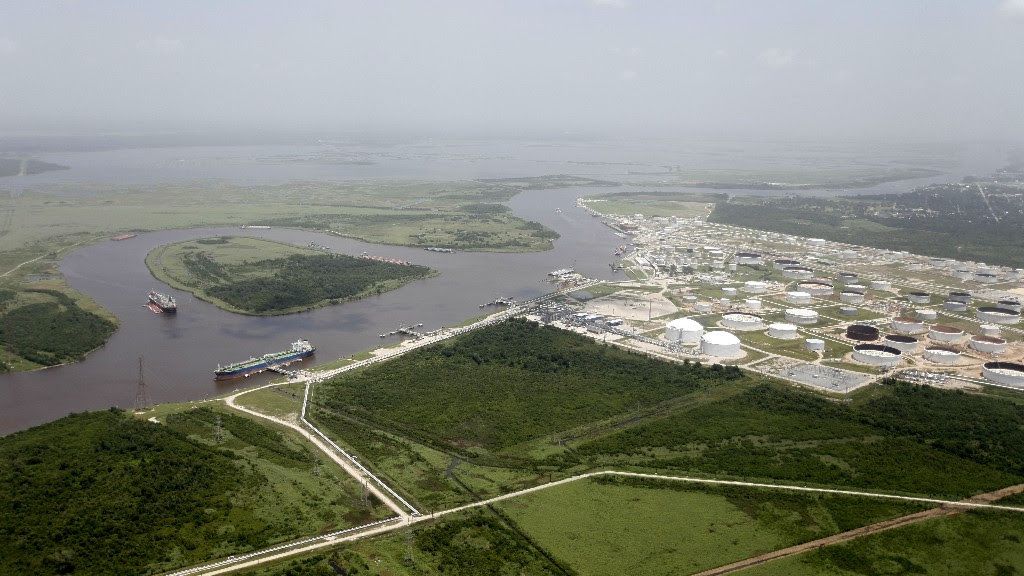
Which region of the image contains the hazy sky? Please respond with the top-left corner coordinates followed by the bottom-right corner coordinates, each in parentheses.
top-left (1, 1), bottom-right (1023, 140)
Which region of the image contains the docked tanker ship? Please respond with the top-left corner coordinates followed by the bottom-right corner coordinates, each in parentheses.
top-left (148, 290), bottom-right (177, 313)
top-left (214, 339), bottom-right (315, 380)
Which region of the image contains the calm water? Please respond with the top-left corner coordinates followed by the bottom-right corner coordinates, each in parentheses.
top-left (0, 185), bottom-right (626, 434)
top-left (0, 138), bottom-right (1004, 434)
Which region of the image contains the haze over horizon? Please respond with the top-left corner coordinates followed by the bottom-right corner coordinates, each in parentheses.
top-left (1, 1), bottom-right (1023, 142)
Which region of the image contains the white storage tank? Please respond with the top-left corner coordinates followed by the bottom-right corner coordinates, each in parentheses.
top-left (785, 308), bottom-right (819, 325)
top-left (767, 322), bottom-right (799, 339)
top-left (805, 338), bottom-right (825, 352)
top-left (743, 280), bottom-right (768, 294)
top-left (928, 324), bottom-right (964, 342)
top-left (735, 252), bottom-right (762, 265)
top-left (948, 291), bottom-right (972, 304)
top-left (783, 266), bottom-right (814, 280)
top-left (916, 309), bottom-right (938, 322)
top-left (907, 291), bottom-right (930, 304)
top-left (924, 347), bottom-right (962, 365)
top-left (837, 272), bottom-right (858, 284)
top-left (983, 362), bottom-right (1024, 387)
top-left (700, 330), bottom-right (743, 358)
top-left (840, 291), bottom-right (865, 304)
top-left (980, 324), bottom-right (1002, 337)
top-left (870, 280), bottom-right (891, 291)
top-left (695, 302), bottom-right (713, 313)
top-left (976, 307), bottom-right (1021, 325)
top-left (974, 271), bottom-right (999, 284)
top-left (666, 317), bottom-right (704, 343)
top-left (744, 299), bottom-right (762, 311)
top-left (997, 299), bottom-right (1022, 313)
top-left (891, 317), bottom-right (926, 334)
top-left (721, 312), bottom-right (764, 331)
top-left (970, 335), bottom-right (1008, 354)
top-left (944, 300), bottom-right (968, 312)
top-left (723, 287), bottom-right (738, 297)
top-left (773, 258), bottom-right (800, 270)
top-left (798, 281), bottom-right (834, 297)
top-left (808, 238), bottom-right (826, 246)
top-left (844, 284), bottom-right (868, 294)
top-left (786, 291), bottom-right (812, 305)
top-left (883, 334), bottom-right (920, 353)
top-left (852, 344), bottom-right (902, 367)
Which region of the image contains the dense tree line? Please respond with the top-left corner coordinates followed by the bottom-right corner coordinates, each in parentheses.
top-left (0, 289), bottom-right (116, 366)
top-left (316, 318), bottom-right (745, 454)
top-left (202, 254), bottom-right (431, 313)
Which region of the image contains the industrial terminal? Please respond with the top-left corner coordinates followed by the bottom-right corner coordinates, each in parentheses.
top-left (533, 196), bottom-right (1024, 395)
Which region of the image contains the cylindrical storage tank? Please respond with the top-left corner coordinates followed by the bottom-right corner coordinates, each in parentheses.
top-left (976, 307), bottom-right (1021, 325)
top-left (735, 252), bottom-right (762, 265)
top-left (970, 335), bottom-right (1008, 354)
top-left (884, 334), bottom-right (919, 353)
top-left (695, 302), bottom-right (713, 313)
top-left (948, 291), bottom-right (972, 304)
top-left (720, 297), bottom-right (731, 306)
top-left (980, 324), bottom-right (1002, 337)
top-left (665, 317), bottom-right (704, 344)
top-left (907, 291), bottom-right (930, 304)
top-left (891, 317), bottom-right (926, 334)
top-left (974, 272), bottom-right (999, 284)
top-left (745, 299), bottom-right (762, 311)
top-left (844, 284), bottom-right (867, 294)
top-left (928, 324), bottom-right (964, 342)
top-left (870, 280), bottom-right (891, 291)
top-left (953, 269), bottom-right (973, 280)
top-left (852, 344), bottom-right (902, 367)
top-left (700, 330), bottom-right (742, 357)
top-left (808, 238), bottom-right (826, 246)
top-left (721, 312), bottom-right (765, 331)
top-left (837, 272), bottom-right (858, 284)
top-left (786, 291), bottom-right (812, 305)
top-left (743, 281), bottom-right (768, 294)
top-left (917, 309), bottom-right (938, 322)
top-left (774, 258), bottom-right (800, 270)
top-left (805, 338), bottom-right (825, 352)
top-left (783, 266), bottom-right (814, 280)
top-left (983, 362), bottom-right (1024, 387)
top-left (840, 291), bottom-right (865, 304)
top-left (997, 299), bottom-right (1022, 313)
top-left (846, 324), bottom-right (880, 341)
top-left (944, 300), bottom-right (968, 312)
top-left (767, 322), bottom-right (799, 339)
top-left (723, 287), bottom-right (738, 297)
top-left (785, 308), bottom-right (819, 325)
top-left (798, 281), bottom-right (833, 297)
top-left (839, 306), bottom-right (859, 316)
top-left (728, 262), bottom-right (738, 272)
top-left (925, 347), bottom-right (962, 365)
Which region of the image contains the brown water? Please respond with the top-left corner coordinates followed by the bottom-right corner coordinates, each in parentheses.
top-left (0, 186), bottom-right (625, 434)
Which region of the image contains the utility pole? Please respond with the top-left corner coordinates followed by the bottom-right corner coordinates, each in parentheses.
top-left (134, 356), bottom-right (151, 412)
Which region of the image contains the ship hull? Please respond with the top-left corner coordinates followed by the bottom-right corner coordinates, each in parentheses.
top-left (214, 349), bottom-right (314, 380)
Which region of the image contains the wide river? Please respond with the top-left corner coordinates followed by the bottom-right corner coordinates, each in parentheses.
top-left (0, 139), bottom-right (1002, 434)
top-left (0, 185), bottom-right (628, 434)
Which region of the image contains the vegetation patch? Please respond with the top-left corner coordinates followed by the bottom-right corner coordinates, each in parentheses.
top-left (497, 476), bottom-right (926, 576)
top-left (0, 408), bottom-right (385, 575)
top-left (146, 236), bottom-right (434, 315)
top-left (0, 287), bottom-right (116, 369)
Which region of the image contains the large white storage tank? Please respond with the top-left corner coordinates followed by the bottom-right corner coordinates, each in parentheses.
top-left (767, 322), bottom-right (799, 339)
top-left (785, 308), bottom-right (819, 325)
top-left (976, 307), bottom-right (1021, 325)
top-left (665, 317), bottom-right (704, 344)
top-left (786, 291), bottom-right (812, 305)
top-left (970, 335), bottom-right (1008, 354)
top-left (701, 331), bottom-right (742, 357)
top-left (721, 312), bottom-right (764, 331)
top-left (983, 362), bottom-right (1024, 387)
top-left (852, 344), bottom-right (902, 367)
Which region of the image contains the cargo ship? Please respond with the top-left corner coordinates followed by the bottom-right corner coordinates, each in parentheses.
top-left (147, 291), bottom-right (177, 313)
top-left (214, 339), bottom-right (315, 380)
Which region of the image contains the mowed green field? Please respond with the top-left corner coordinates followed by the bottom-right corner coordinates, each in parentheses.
top-left (498, 477), bottom-right (927, 576)
top-left (736, 510), bottom-right (1024, 576)
top-left (146, 236), bottom-right (434, 315)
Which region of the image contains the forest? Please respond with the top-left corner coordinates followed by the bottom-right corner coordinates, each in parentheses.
top-left (315, 317), bottom-right (746, 455)
top-left (0, 288), bottom-right (116, 368)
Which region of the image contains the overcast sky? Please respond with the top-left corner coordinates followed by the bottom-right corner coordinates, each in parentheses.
top-left (1, 1), bottom-right (1022, 141)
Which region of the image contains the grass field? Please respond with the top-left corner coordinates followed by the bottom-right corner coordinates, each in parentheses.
top-left (736, 510), bottom-right (1024, 576)
top-left (146, 236), bottom-right (434, 315)
top-left (234, 383), bottom-right (306, 420)
top-left (498, 477), bottom-right (926, 576)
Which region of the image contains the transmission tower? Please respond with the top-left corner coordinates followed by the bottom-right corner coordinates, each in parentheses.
top-left (133, 355), bottom-right (152, 411)
top-left (213, 413), bottom-right (225, 444)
